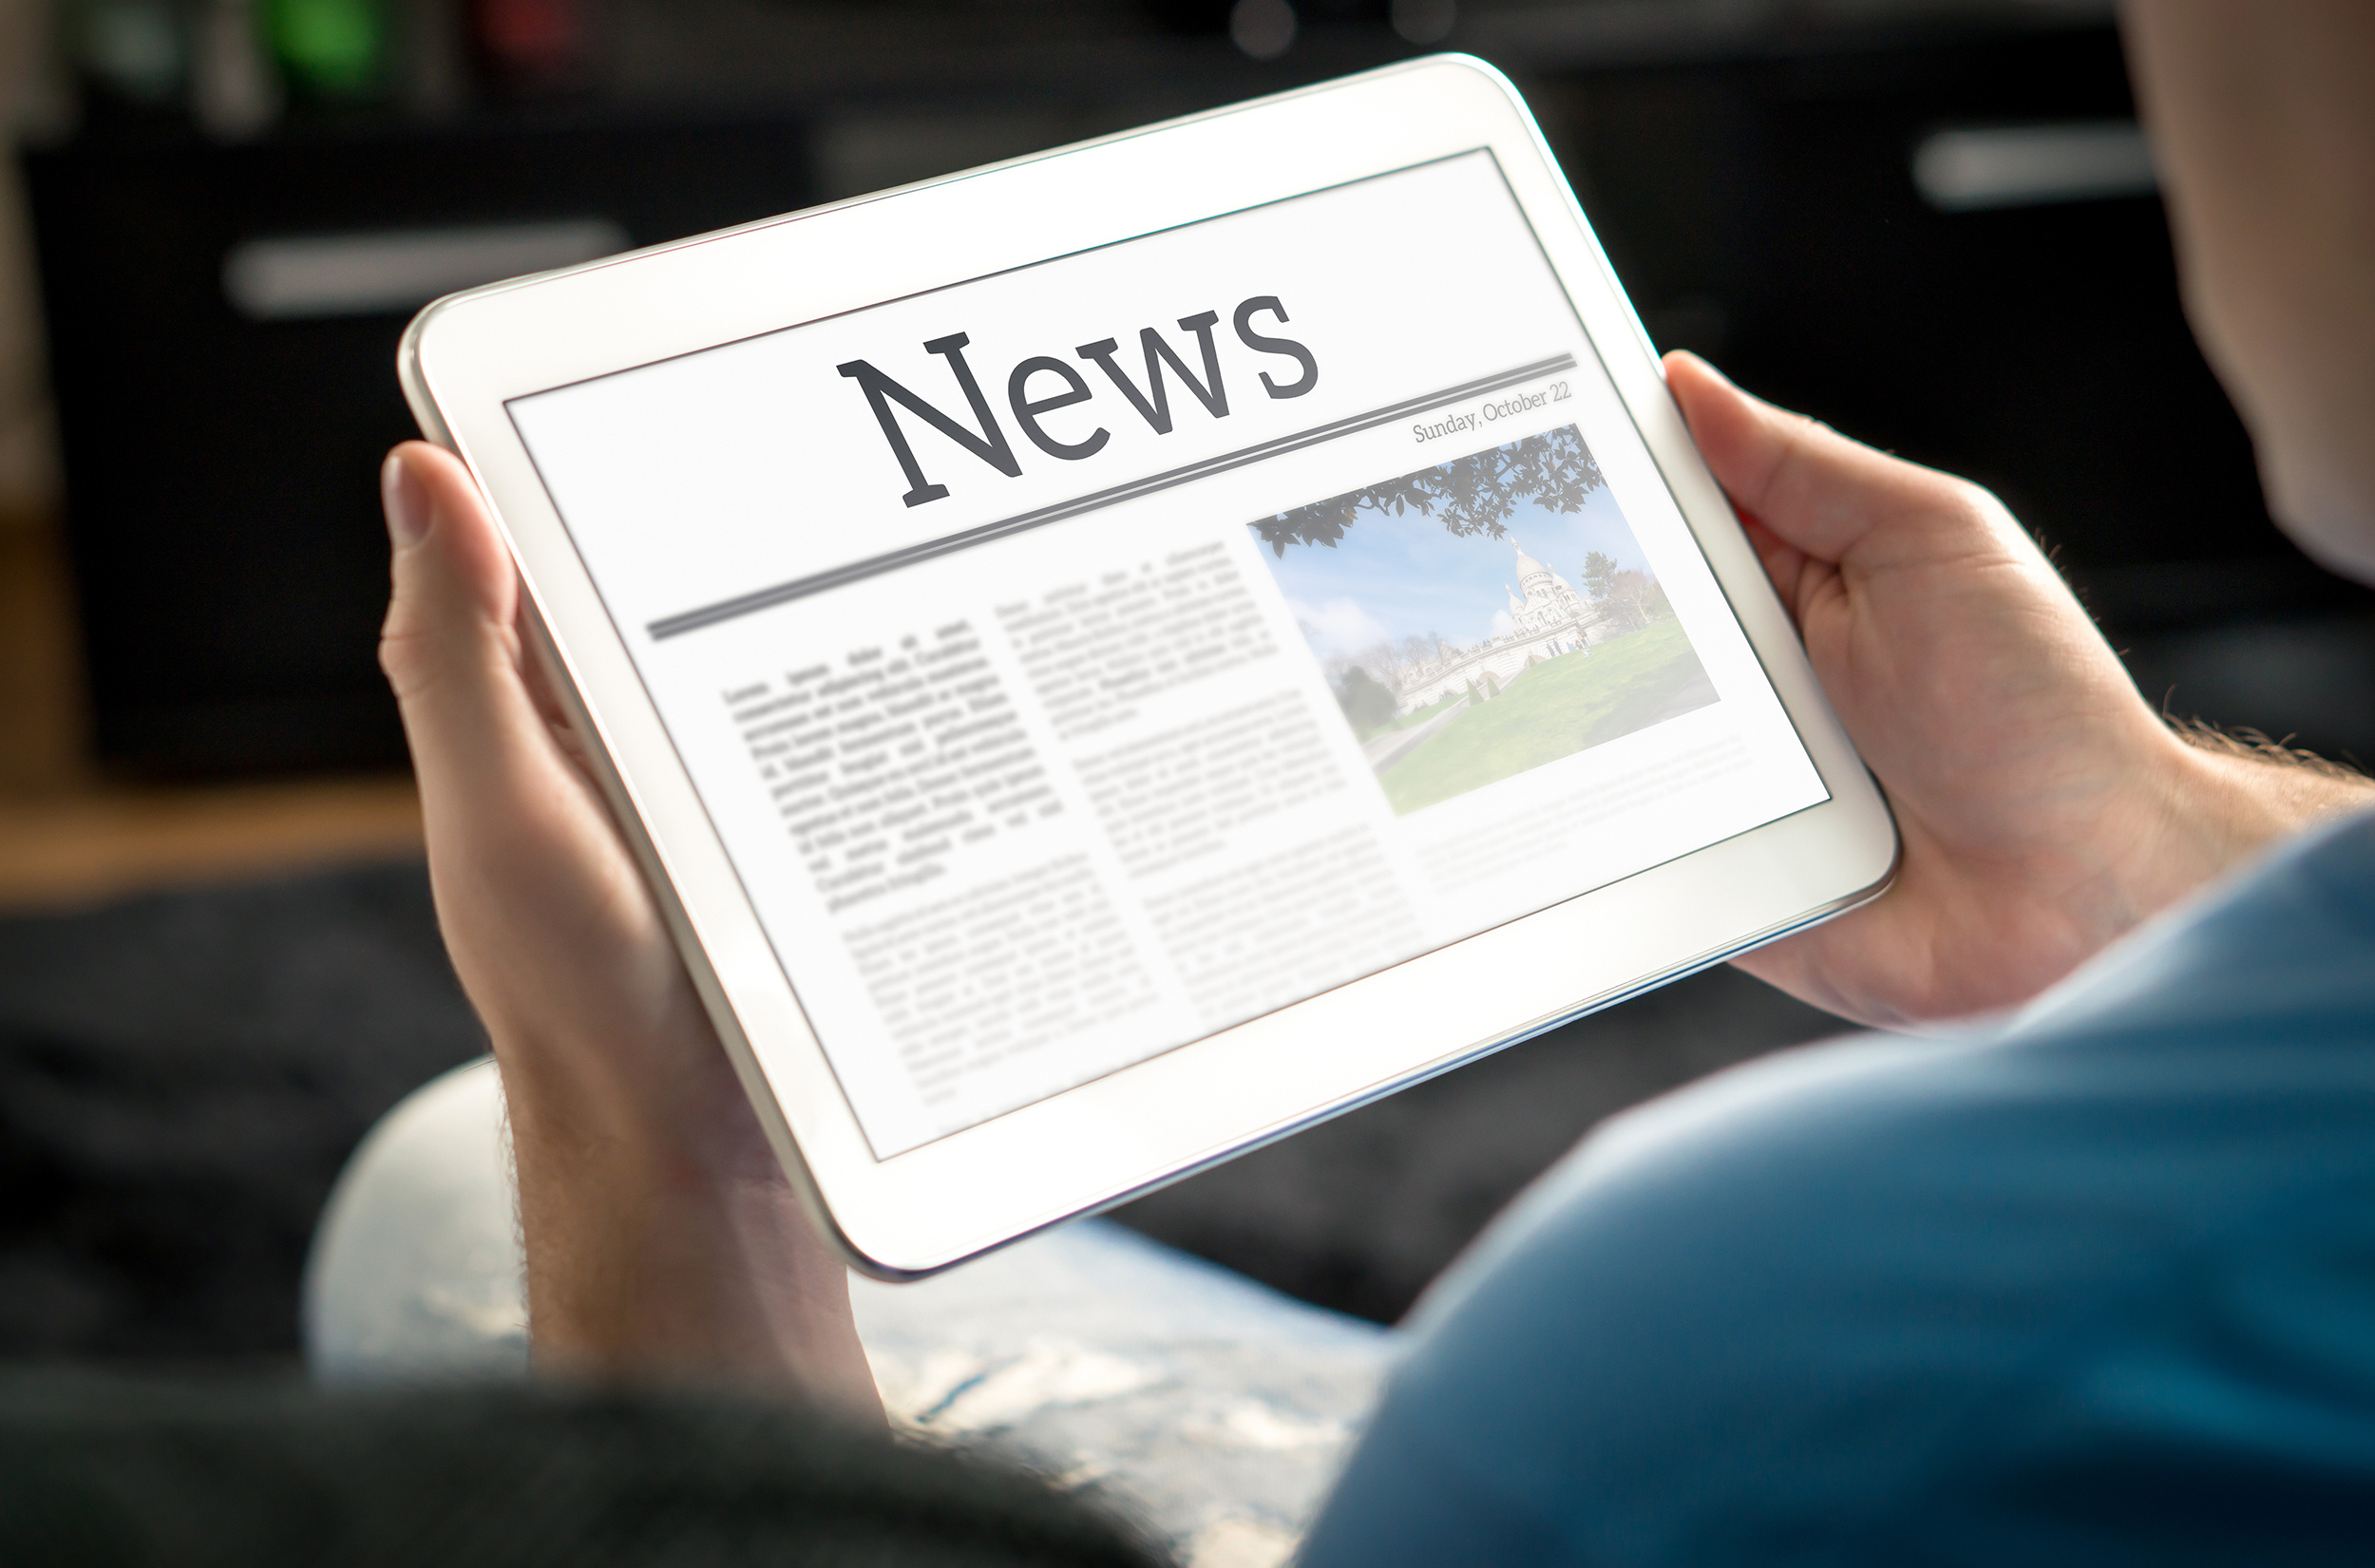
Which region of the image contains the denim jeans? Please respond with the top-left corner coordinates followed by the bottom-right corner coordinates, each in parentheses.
top-left (304, 1058), bottom-right (1395, 1566)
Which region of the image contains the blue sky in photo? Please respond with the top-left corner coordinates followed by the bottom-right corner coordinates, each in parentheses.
top-left (1253, 480), bottom-right (1655, 659)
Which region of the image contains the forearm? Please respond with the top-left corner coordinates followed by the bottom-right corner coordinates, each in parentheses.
top-left (494, 1043), bottom-right (884, 1422)
top-left (2027, 726), bottom-right (2375, 995)
top-left (2149, 722), bottom-right (2375, 904)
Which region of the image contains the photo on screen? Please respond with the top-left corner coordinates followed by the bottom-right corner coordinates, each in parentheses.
top-left (1249, 425), bottom-right (1718, 815)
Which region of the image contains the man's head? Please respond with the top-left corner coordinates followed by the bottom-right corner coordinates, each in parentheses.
top-left (2124, 2), bottom-right (2375, 582)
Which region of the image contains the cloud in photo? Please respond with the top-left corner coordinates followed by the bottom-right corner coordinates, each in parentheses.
top-left (1289, 595), bottom-right (1393, 660)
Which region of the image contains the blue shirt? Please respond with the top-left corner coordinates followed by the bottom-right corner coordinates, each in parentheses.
top-left (1301, 810), bottom-right (2375, 1565)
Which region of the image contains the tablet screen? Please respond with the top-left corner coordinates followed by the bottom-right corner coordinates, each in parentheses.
top-left (506, 149), bottom-right (1829, 1158)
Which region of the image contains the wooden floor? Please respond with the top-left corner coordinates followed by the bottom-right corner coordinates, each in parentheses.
top-left (0, 503), bottom-right (423, 911)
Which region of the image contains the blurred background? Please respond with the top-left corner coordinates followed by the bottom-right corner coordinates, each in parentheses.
top-left (2, 0), bottom-right (2370, 1364)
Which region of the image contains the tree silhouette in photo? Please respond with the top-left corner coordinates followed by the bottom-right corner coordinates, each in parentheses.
top-left (1334, 666), bottom-right (1399, 734)
top-left (1581, 550), bottom-right (1674, 633)
top-left (1252, 425), bottom-right (1606, 557)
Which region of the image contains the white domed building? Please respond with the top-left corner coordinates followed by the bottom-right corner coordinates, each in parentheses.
top-left (1385, 536), bottom-right (1614, 716)
top-left (1506, 540), bottom-right (1592, 637)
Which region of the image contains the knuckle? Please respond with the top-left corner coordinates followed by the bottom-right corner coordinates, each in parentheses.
top-left (377, 619), bottom-right (448, 704)
top-left (1946, 476), bottom-right (2018, 534)
top-left (1764, 412), bottom-right (1825, 495)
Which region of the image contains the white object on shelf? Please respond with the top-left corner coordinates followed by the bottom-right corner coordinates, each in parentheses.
top-left (1913, 121), bottom-right (2156, 212)
top-left (223, 218), bottom-right (629, 320)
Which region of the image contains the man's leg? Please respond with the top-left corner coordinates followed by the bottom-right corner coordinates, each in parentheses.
top-left (307, 1060), bottom-right (1396, 1560)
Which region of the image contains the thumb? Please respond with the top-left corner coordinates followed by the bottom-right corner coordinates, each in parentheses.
top-left (378, 443), bottom-right (553, 807)
top-left (1664, 349), bottom-right (1998, 571)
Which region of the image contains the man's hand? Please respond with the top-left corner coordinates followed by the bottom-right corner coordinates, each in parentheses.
top-left (1669, 353), bottom-right (2375, 1027)
top-left (379, 440), bottom-right (880, 1416)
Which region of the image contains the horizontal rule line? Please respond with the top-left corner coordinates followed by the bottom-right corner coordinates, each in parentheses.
top-left (646, 352), bottom-right (1580, 640)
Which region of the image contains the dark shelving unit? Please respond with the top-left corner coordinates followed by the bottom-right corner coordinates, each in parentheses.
top-left (28, 0), bottom-right (2373, 775)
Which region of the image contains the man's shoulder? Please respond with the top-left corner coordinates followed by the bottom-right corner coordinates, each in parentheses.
top-left (1328, 809), bottom-right (2375, 1563)
top-left (1422, 806), bottom-right (2375, 1372)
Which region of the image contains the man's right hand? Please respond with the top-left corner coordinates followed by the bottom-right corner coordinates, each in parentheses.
top-left (1667, 352), bottom-right (2374, 1028)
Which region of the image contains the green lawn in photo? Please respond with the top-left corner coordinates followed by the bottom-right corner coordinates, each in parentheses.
top-left (1379, 618), bottom-right (1718, 814)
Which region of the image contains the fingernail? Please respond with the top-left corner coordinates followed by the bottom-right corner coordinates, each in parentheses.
top-left (382, 450), bottom-right (429, 548)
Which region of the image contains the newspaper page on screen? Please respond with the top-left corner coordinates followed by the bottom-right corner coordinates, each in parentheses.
top-left (506, 149), bottom-right (1829, 1159)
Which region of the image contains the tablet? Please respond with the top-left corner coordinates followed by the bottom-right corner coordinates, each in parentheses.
top-left (399, 55), bottom-right (1898, 1278)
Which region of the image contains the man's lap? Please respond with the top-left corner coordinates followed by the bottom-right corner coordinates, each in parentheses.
top-left (305, 1057), bottom-right (1394, 1562)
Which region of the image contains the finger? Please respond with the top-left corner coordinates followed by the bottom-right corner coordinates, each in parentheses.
top-left (513, 591), bottom-right (582, 740)
top-left (380, 442), bottom-right (516, 693)
top-left (1664, 350), bottom-right (1991, 569)
top-left (1738, 512), bottom-right (1814, 621)
top-left (378, 443), bottom-right (571, 825)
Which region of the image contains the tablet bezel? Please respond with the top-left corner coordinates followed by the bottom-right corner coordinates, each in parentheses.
top-left (400, 55), bottom-right (1899, 1279)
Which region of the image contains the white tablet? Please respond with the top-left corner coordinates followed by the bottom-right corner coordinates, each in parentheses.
top-left (400, 55), bottom-right (1897, 1278)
